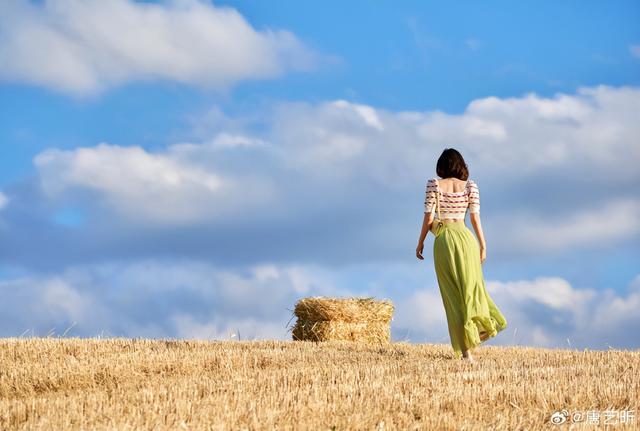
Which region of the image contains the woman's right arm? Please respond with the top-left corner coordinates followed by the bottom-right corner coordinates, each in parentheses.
top-left (469, 213), bottom-right (486, 262)
top-left (468, 181), bottom-right (486, 263)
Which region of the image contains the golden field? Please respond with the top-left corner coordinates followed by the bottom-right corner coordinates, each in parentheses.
top-left (0, 337), bottom-right (637, 430)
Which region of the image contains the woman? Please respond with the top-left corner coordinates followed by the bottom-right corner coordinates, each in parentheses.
top-left (415, 148), bottom-right (507, 362)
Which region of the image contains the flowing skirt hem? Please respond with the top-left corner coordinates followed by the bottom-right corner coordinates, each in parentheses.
top-left (452, 315), bottom-right (508, 359)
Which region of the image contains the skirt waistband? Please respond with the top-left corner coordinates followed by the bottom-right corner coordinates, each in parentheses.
top-left (436, 219), bottom-right (467, 230)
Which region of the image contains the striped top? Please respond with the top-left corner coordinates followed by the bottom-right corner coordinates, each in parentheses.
top-left (424, 177), bottom-right (480, 219)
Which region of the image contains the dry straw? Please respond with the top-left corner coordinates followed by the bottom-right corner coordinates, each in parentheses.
top-left (289, 296), bottom-right (394, 344)
top-left (1, 337), bottom-right (638, 430)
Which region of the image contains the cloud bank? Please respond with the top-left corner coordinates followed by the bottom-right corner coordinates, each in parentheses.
top-left (1, 84), bottom-right (635, 268)
top-left (2, 259), bottom-right (638, 351)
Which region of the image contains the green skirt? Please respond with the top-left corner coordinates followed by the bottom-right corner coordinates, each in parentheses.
top-left (433, 219), bottom-right (507, 358)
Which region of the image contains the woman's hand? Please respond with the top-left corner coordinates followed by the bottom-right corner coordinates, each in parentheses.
top-left (479, 246), bottom-right (486, 264)
top-left (416, 242), bottom-right (424, 260)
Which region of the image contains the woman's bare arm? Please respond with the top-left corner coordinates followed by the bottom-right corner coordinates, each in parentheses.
top-left (469, 212), bottom-right (487, 262)
top-left (416, 212), bottom-right (435, 259)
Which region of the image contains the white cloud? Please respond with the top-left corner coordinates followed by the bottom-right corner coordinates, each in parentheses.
top-left (487, 276), bottom-right (596, 310)
top-left (392, 287), bottom-right (450, 342)
top-left (419, 85), bottom-right (640, 176)
top-left (630, 44), bottom-right (640, 59)
top-left (283, 266), bottom-right (318, 295)
top-left (494, 198), bottom-right (640, 253)
top-left (169, 133), bottom-right (270, 155)
top-left (208, 133), bottom-right (269, 149)
top-left (589, 287), bottom-right (640, 329)
top-left (33, 142), bottom-right (277, 225)
top-left (332, 100), bottom-right (385, 131)
top-left (269, 99), bottom-right (427, 184)
top-left (42, 278), bottom-right (95, 322)
top-left (0, 0), bottom-right (317, 95)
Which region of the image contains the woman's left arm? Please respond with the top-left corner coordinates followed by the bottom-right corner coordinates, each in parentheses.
top-left (417, 179), bottom-right (437, 259)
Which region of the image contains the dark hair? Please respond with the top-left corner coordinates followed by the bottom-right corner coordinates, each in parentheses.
top-left (436, 148), bottom-right (469, 180)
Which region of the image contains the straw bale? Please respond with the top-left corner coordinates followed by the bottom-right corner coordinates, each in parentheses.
top-left (293, 296), bottom-right (394, 323)
top-left (290, 296), bottom-right (394, 344)
top-left (291, 319), bottom-right (391, 344)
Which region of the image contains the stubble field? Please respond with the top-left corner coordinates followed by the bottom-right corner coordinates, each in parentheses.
top-left (0, 337), bottom-right (638, 430)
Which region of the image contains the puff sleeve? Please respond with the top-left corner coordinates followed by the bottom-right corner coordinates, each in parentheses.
top-left (468, 180), bottom-right (480, 213)
top-left (424, 178), bottom-right (437, 213)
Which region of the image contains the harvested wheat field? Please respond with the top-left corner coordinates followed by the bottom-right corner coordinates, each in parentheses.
top-left (0, 337), bottom-right (638, 430)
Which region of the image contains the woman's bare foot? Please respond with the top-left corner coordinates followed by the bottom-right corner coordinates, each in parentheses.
top-left (462, 349), bottom-right (474, 362)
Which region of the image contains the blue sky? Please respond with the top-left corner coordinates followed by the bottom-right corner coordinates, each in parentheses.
top-left (0, 0), bottom-right (639, 351)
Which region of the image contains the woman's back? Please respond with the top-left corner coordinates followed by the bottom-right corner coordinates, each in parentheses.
top-left (424, 177), bottom-right (480, 220)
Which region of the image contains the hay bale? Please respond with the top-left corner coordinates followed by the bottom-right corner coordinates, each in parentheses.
top-left (289, 296), bottom-right (394, 344)
top-left (291, 320), bottom-right (391, 344)
top-left (293, 296), bottom-right (394, 323)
